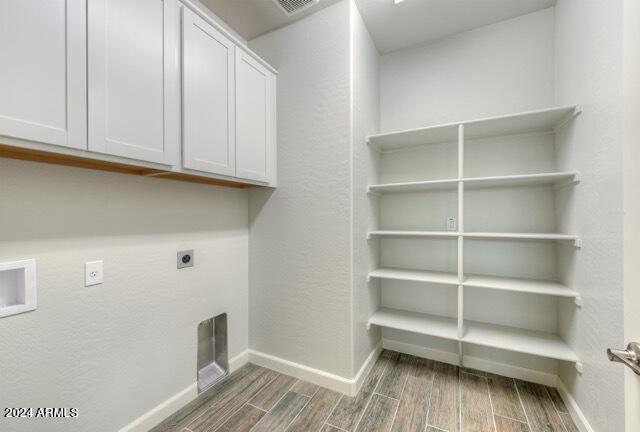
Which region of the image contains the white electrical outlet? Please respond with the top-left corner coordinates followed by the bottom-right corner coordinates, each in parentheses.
top-left (85, 261), bottom-right (103, 286)
top-left (446, 216), bottom-right (457, 231)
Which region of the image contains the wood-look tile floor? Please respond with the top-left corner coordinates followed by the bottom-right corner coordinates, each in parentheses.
top-left (151, 350), bottom-right (579, 432)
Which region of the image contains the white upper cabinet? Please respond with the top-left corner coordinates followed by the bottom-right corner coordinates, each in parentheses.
top-left (0, 0), bottom-right (277, 187)
top-left (0, 0), bottom-right (86, 149)
top-left (235, 48), bottom-right (277, 184)
top-left (88, 0), bottom-right (179, 165)
top-left (182, 7), bottom-right (236, 176)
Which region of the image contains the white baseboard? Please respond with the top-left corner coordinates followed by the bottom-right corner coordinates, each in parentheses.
top-left (230, 349), bottom-right (250, 372)
top-left (248, 342), bottom-right (382, 397)
top-left (463, 355), bottom-right (557, 387)
top-left (556, 379), bottom-right (595, 432)
top-left (383, 339), bottom-right (460, 366)
top-left (353, 342), bottom-right (383, 394)
top-left (383, 338), bottom-right (557, 387)
top-left (248, 349), bottom-right (353, 395)
top-left (117, 383), bottom-right (197, 432)
top-left (117, 349), bottom-right (250, 432)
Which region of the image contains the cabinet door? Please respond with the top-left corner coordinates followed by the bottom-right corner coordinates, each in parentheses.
top-left (88, 0), bottom-right (178, 165)
top-left (0, 0), bottom-right (86, 149)
top-left (182, 7), bottom-right (235, 176)
top-left (235, 48), bottom-right (276, 184)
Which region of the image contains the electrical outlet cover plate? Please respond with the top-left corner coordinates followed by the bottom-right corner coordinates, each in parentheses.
top-left (178, 250), bottom-right (194, 269)
top-left (85, 260), bottom-right (103, 286)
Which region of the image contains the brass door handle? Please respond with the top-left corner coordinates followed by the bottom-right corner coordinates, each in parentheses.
top-left (607, 342), bottom-right (640, 375)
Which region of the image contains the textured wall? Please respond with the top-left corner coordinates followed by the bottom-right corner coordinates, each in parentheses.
top-left (624, 1), bottom-right (640, 429)
top-left (248, 0), bottom-right (353, 378)
top-left (0, 159), bottom-right (249, 432)
top-left (380, 8), bottom-right (555, 132)
top-left (554, 0), bottom-right (625, 430)
top-left (351, 0), bottom-right (381, 375)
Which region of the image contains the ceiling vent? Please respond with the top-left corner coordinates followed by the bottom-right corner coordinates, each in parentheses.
top-left (271, 0), bottom-right (319, 16)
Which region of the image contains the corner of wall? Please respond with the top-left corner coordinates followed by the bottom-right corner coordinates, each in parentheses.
top-left (247, 0), bottom-right (354, 380)
top-left (553, 0), bottom-right (625, 430)
top-left (556, 378), bottom-right (596, 432)
top-left (349, 0), bottom-right (382, 379)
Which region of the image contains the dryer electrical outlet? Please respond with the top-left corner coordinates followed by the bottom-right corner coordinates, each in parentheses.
top-left (177, 250), bottom-right (194, 269)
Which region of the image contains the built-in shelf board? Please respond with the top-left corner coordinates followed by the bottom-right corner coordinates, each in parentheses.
top-left (463, 172), bottom-right (579, 189)
top-left (368, 178), bottom-right (459, 194)
top-left (367, 230), bottom-right (459, 239)
top-left (463, 105), bottom-right (580, 141)
top-left (369, 268), bottom-right (577, 298)
top-left (464, 232), bottom-right (580, 243)
top-left (368, 308), bottom-right (458, 341)
top-left (367, 171), bottom-right (579, 194)
top-left (368, 268), bottom-right (459, 286)
top-left (368, 230), bottom-right (579, 244)
top-left (463, 320), bottom-right (579, 363)
top-left (368, 125), bottom-right (459, 151)
top-left (368, 105), bottom-right (580, 152)
top-left (463, 274), bottom-right (578, 298)
top-left (368, 308), bottom-right (579, 363)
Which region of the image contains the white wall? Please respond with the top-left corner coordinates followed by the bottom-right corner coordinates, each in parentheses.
top-left (380, 7), bottom-right (555, 132)
top-left (554, 0), bottom-right (625, 430)
top-left (350, 0), bottom-right (381, 375)
top-left (0, 159), bottom-right (249, 432)
top-left (248, 0), bottom-right (353, 378)
top-left (624, 0), bottom-right (640, 430)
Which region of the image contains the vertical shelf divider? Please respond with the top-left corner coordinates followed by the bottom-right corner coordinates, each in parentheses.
top-left (457, 124), bottom-right (465, 365)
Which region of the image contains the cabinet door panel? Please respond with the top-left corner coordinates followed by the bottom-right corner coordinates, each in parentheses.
top-left (235, 49), bottom-right (275, 184)
top-left (88, 0), bottom-right (178, 165)
top-left (182, 8), bottom-right (235, 176)
top-left (0, 0), bottom-right (86, 149)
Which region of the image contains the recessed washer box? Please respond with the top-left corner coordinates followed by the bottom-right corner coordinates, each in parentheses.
top-left (0, 259), bottom-right (36, 319)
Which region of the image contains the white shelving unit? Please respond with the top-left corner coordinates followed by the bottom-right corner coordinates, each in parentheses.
top-left (366, 105), bottom-right (582, 366)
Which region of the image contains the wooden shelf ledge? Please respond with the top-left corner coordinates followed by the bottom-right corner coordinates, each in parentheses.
top-left (0, 143), bottom-right (254, 189)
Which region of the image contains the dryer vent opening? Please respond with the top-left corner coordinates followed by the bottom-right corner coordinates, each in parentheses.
top-left (197, 313), bottom-right (228, 393)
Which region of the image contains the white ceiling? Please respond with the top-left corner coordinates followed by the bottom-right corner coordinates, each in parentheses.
top-left (199, 0), bottom-right (344, 41)
top-left (355, 0), bottom-right (556, 54)
top-left (200, 0), bottom-right (556, 53)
